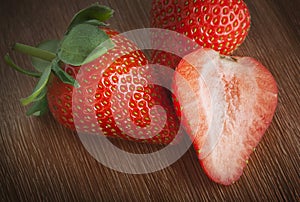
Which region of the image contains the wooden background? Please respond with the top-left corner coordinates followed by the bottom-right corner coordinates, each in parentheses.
top-left (0, 0), bottom-right (299, 201)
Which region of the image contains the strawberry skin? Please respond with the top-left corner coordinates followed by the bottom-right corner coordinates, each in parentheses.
top-left (173, 48), bottom-right (278, 185)
top-left (47, 28), bottom-right (180, 144)
top-left (151, 0), bottom-right (251, 69)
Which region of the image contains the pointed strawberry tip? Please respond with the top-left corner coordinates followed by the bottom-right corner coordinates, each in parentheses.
top-left (200, 157), bottom-right (246, 186)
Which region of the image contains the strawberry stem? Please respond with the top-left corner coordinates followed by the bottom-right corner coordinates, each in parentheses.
top-left (13, 43), bottom-right (56, 62)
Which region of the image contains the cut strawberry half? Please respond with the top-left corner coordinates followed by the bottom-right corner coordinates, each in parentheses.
top-left (173, 48), bottom-right (278, 185)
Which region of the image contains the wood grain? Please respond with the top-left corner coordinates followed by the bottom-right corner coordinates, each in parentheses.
top-left (0, 0), bottom-right (299, 201)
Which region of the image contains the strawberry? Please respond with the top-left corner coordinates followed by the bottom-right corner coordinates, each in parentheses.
top-left (151, 0), bottom-right (251, 69)
top-left (5, 4), bottom-right (180, 144)
top-left (47, 28), bottom-right (179, 144)
top-left (173, 48), bottom-right (278, 185)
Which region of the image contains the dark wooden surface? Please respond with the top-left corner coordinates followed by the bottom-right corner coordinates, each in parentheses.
top-left (0, 0), bottom-right (299, 201)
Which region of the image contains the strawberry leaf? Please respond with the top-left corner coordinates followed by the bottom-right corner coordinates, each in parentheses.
top-left (84, 19), bottom-right (109, 27)
top-left (20, 65), bottom-right (51, 106)
top-left (26, 90), bottom-right (48, 116)
top-left (66, 3), bottom-right (114, 33)
top-left (82, 37), bottom-right (114, 65)
top-left (57, 24), bottom-right (114, 66)
top-left (4, 54), bottom-right (41, 78)
top-left (31, 40), bottom-right (60, 72)
top-left (51, 59), bottom-right (79, 87)
top-left (31, 87), bottom-right (47, 102)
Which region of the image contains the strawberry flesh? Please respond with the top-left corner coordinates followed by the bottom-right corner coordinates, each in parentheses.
top-left (173, 48), bottom-right (278, 185)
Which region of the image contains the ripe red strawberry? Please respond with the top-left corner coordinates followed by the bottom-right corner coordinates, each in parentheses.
top-left (173, 48), bottom-right (278, 185)
top-left (47, 28), bottom-right (180, 144)
top-left (151, 0), bottom-right (251, 69)
top-left (4, 4), bottom-right (180, 145)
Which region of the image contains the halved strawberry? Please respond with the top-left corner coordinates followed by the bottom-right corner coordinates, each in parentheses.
top-left (173, 48), bottom-right (278, 185)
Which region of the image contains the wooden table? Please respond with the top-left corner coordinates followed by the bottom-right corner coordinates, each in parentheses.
top-left (0, 0), bottom-right (299, 201)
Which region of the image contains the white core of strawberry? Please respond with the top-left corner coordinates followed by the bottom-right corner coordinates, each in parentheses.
top-left (202, 56), bottom-right (259, 183)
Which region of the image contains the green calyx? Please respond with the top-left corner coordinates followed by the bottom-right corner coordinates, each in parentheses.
top-left (66, 3), bottom-right (114, 34)
top-left (58, 23), bottom-right (115, 66)
top-left (4, 3), bottom-right (115, 116)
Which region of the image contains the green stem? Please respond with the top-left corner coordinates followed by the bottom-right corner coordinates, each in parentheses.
top-left (13, 43), bottom-right (56, 62)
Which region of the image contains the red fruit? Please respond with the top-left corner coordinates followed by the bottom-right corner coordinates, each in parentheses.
top-left (173, 48), bottom-right (278, 185)
top-left (151, 0), bottom-right (251, 68)
top-left (5, 4), bottom-right (181, 145)
top-left (47, 28), bottom-right (180, 144)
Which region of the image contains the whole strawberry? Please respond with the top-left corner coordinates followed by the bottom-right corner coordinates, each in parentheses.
top-left (47, 28), bottom-right (180, 144)
top-left (5, 4), bottom-right (180, 144)
top-left (151, 0), bottom-right (251, 68)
